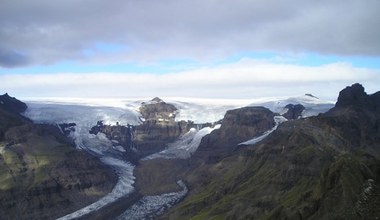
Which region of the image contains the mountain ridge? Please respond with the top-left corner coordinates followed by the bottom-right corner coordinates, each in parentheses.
top-left (144, 83), bottom-right (380, 219)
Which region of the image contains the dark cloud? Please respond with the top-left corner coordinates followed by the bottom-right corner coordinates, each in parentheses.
top-left (0, 0), bottom-right (379, 67)
top-left (0, 48), bottom-right (29, 67)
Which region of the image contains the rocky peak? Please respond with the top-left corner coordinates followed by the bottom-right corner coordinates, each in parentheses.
top-left (0, 93), bottom-right (28, 114)
top-left (139, 98), bottom-right (177, 121)
top-left (283, 104), bottom-right (305, 120)
top-left (335, 83), bottom-right (370, 108)
top-left (305, 93), bottom-right (319, 99)
top-left (151, 97), bottom-right (163, 103)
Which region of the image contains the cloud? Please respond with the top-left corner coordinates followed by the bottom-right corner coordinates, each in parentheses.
top-left (0, 48), bottom-right (29, 67)
top-left (0, 0), bottom-right (379, 67)
top-left (2, 59), bottom-right (379, 100)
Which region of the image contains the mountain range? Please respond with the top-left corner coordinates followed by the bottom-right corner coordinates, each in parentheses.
top-left (0, 83), bottom-right (379, 219)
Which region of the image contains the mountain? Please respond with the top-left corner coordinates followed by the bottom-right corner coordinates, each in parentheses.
top-left (0, 94), bottom-right (117, 220)
top-left (134, 84), bottom-right (380, 219)
top-left (11, 88), bottom-right (373, 219)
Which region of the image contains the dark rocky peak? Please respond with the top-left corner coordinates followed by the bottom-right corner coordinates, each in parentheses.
top-left (305, 93), bottom-right (319, 99)
top-left (151, 97), bottom-right (163, 103)
top-left (139, 98), bottom-right (177, 121)
top-left (335, 83), bottom-right (370, 109)
top-left (370, 91), bottom-right (380, 111)
top-left (282, 104), bottom-right (305, 120)
top-left (0, 93), bottom-right (27, 114)
top-left (330, 83), bottom-right (380, 116)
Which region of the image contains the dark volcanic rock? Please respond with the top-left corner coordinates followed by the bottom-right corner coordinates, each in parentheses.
top-left (283, 104), bottom-right (305, 120)
top-left (0, 94), bottom-right (29, 141)
top-left (335, 83), bottom-right (371, 109)
top-left (0, 93), bottom-right (27, 114)
top-left (305, 93), bottom-right (319, 99)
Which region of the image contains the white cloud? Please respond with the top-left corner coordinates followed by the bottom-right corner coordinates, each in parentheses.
top-left (2, 59), bottom-right (379, 100)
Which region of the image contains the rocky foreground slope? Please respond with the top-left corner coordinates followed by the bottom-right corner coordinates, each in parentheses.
top-left (135, 84), bottom-right (380, 219)
top-left (0, 94), bottom-right (117, 220)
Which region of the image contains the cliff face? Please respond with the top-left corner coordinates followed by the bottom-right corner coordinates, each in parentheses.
top-left (192, 106), bottom-right (276, 163)
top-left (0, 94), bottom-right (117, 220)
top-left (161, 84), bottom-right (380, 220)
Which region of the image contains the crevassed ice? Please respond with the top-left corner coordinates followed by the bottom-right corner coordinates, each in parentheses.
top-left (116, 180), bottom-right (188, 220)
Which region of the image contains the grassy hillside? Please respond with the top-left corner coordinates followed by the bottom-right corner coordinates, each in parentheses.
top-left (147, 84), bottom-right (380, 219)
top-left (163, 117), bottom-right (380, 219)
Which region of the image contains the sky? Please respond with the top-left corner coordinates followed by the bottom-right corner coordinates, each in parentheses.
top-left (1, 0), bottom-right (379, 101)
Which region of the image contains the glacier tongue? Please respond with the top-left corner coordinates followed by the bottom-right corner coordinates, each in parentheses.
top-left (23, 102), bottom-right (139, 219)
top-left (116, 180), bottom-right (188, 220)
top-left (240, 116), bottom-right (287, 146)
top-left (143, 124), bottom-right (221, 160)
top-left (57, 157), bottom-right (135, 220)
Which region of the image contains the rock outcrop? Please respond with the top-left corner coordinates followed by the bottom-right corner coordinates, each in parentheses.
top-left (0, 93), bottom-right (27, 114)
top-left (282, 103), bottom-right (305, 120)
top-left (331, 83), bottom-right (380, 114)
top-left (139, 97), bottom-right (177, 121)
top-left (192, 106), bottom-right (276, 162)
